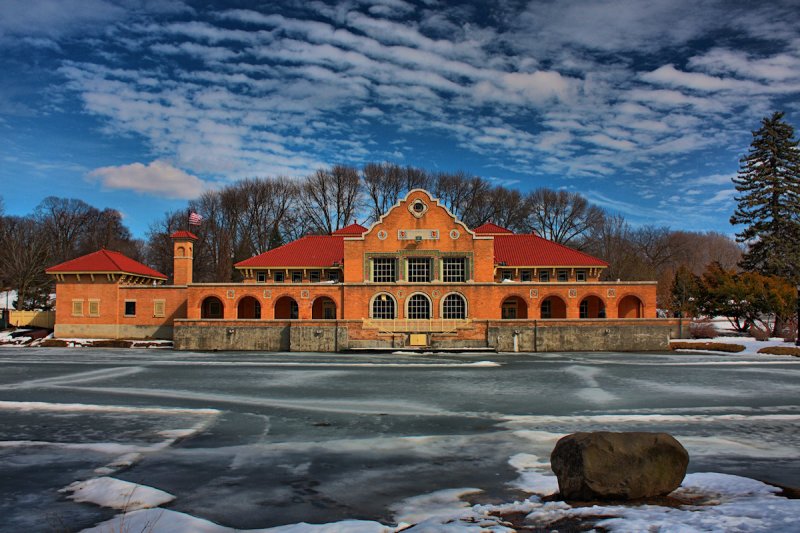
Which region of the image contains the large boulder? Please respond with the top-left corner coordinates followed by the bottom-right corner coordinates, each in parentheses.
top-left (550, 431), bottom-right (689, 500)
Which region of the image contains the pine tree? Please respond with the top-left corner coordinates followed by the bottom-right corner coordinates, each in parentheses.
top-left (731, 111), bottom-right (800, 282)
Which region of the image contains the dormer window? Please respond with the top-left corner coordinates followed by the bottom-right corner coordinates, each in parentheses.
top-left (557, 270), bottom-right (568, 282)
top-left (576, 270), bottom-right (587, 282)
top-left (256, 271), bottom-right (267, 283)
top-left (539, 271), bottom-right (550, 282)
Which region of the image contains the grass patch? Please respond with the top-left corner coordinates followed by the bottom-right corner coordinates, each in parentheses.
top-left (671, 341), bottom-right (746, 353)
top-left (757, 346), bottom-right (800, 357)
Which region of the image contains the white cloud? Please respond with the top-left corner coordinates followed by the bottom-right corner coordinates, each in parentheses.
top-left (88, 160), bottom-right (207, 199)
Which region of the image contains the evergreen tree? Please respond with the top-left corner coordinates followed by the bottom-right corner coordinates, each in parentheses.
top-left (669, 265), bottom-right (702, 318)
top-left (731, 111), bottom-right (800, 281)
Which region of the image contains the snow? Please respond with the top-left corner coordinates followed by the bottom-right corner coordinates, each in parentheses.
top-left (507, 453), bottom-right (560, 495)
top-left (676, 336), bottom-right (796, 356)
top-left (61, 477), bottom-right (175, 510)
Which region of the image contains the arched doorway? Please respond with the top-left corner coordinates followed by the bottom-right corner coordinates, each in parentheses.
top-left (407, 293), bottom-right (431, 319)
top-left (274, 296), bottom-right (299, 319)
top-left (540, 296), bottom-right (566, 319)
top-left (237, 296), bottom-right (261, 319)
top-left (579, 295), bottom-right (605, 319)
top-left (201, 296), bottom-right (224, 319)
top-left (501, 296), bottom-right (527, 319)
top-left (618, 295), bottom-right (643, 318)
top-left (312, 297), bottom-right (337, 319)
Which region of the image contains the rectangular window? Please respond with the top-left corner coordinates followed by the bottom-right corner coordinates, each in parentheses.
top-left (442, 257), bottom-right (466, 282)
top-left (274, 271), bottom-right (285, 283)
top-left (539, 271), bottom-right (550, 282)
top-left (124, 300), bottom-right (136, 317)
top-left (328, 270), bottom-right (340, 282)
top-left (291, 271), bottom-right (302, 283)
top-left (407, 258), bottom-right (431, 283)
top-left (153, 299), bottom-right (166, 318)
top-left (576, 270), bottom-right (587, 282)
top-left (88, 300), bottom-right (100, 317)
top-left (521, 270), bottom-right (532, 282)
top-left (256, 271), bottom-right (267, 283)
top-left (71, 300), bottom-right (84, 317)
top-left (372, 258), bottom-right (396, 282)
top-left (310, 271), bottom-right (320, 283)
top-left (557, 270), bottom-right (568, 282)
top-left (579, 300), bottom-right (588, 319)
top-left (501, 270), bottom-right (513, 281)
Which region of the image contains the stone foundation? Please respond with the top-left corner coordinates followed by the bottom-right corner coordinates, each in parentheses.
top-left (172, 319), bottom-right (676, 352)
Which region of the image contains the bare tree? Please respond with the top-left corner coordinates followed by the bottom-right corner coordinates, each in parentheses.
top-left (0, 217), bottom-right (51, 309)
top-left (362, 162), bottom-right (405, 223)
top-left (35, 197), bottom-right (95, 264)
top-left (523, 189), bottom-right (606, 249)
top-left (300, 165), bottom-right (362, 233)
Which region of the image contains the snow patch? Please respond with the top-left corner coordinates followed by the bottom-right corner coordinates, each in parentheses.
top-left (61, 477), bottom-right (175, 510)
top-left (390, 487), bottom-right (483, 524)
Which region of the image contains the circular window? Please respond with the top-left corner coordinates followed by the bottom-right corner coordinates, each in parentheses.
top-left (408, 200), bottom-right (428, 217)
top-left (449, 229), bottom-right (460, 240)
top-left (377, 230), bottom-right (388, 240)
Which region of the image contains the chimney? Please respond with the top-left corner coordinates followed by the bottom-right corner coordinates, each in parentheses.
top-left (170, 231), bottom-right (198, 285)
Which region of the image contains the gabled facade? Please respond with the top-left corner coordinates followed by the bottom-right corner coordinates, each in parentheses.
top-left (49, 190), bottom-right (667, 351)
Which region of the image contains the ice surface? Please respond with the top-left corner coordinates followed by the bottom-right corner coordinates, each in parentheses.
top-left (62, 476), bottom-right (175, 510)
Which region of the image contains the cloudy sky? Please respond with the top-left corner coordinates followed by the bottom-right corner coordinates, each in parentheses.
top-left (1, 0), bottom-right (799, 238)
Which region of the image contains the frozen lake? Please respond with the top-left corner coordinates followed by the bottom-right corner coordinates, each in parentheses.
top-left (0, 347), bottom-right (798, 532)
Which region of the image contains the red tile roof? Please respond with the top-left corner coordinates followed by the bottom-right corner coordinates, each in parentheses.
top-left (474, 222), bottom-right (513, 234)
top-left (331, 223), bottom-right (367, 236)
top-left (493, 235), bottom-right (608, 267)
top-left (46, 249), bottom-right (167, 279)
top-left (170, 230), bottom-right (198, 240)
top-left (235, 236), bottom-right (345, 268)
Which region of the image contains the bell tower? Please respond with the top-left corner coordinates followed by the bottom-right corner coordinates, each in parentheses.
top-left (170, 231), bottom-right (198, 285)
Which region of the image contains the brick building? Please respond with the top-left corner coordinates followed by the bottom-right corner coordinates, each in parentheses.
top-left (48, 189), bottom-right (669, 351)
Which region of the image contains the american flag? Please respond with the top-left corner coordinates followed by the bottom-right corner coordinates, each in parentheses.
top-left (188, 212), bottom-right (203, 226)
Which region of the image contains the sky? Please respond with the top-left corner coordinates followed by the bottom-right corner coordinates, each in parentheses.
top-left (1, 0), bottom-right (799, 239)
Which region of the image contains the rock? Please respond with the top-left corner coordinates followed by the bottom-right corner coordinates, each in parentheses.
top-left (550, 431), bottom-right (689, 501)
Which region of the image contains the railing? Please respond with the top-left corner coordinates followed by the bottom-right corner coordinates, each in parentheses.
top-left (364, 318), bottom-right (471, 333)
top-left (8, 310), bottom-right (56, 329)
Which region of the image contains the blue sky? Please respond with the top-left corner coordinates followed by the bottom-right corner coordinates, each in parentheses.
top-left (1, 0), bottom-right (799, 239)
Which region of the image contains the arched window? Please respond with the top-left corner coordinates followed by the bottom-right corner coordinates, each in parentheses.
top-left (407, 293), bottom-right (431, 319)
top-left (201, 296), bottom-right (224, 319)
top-left (371, 293), bottom-right (396, 319)
top-left (441, 293), bottom-right (467, 319)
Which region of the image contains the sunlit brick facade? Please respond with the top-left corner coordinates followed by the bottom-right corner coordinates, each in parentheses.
top-left (48, 189), bottom-right (662, 351)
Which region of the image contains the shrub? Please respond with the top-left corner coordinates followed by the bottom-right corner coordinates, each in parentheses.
top-left (750, 326), bottom-right (770, 341)
top-left (757, 346), bottom-right (800, 357)
top-left (689, 320), bottom-right (717, 339)
top-left (671, 341), bottom-right (746, 353)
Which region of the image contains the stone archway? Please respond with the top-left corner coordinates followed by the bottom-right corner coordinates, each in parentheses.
top-left (274, 296), bottom-right (299, 319)
top-left (312, 297), bottom-right (337, 319)
top-left (201, 296), bottom-right (224, 319)
top-left (540, 296), bottom-right (566, 319)
top-left (579, 295), bottom-right (606, 319)
top-left (618, 295), bottom-right (643, 318)
top-left (501, 296), bottom-right (528, 319)
top-left (237, 296), bottom-right (261, 319)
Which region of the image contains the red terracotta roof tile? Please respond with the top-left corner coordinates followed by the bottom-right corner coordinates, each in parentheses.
top-left (235, 236), bottom-right (344, 268)
top-left (331, 223), bottom-right (367, 236)
top-left (170, 230), bottom-right (198, 240)
top-left (493, 235), bottom-right (608, 267)
top-left (474, 222), bottom-right (514, 234)
top-left (46, 249), bottom-right (167, 279)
